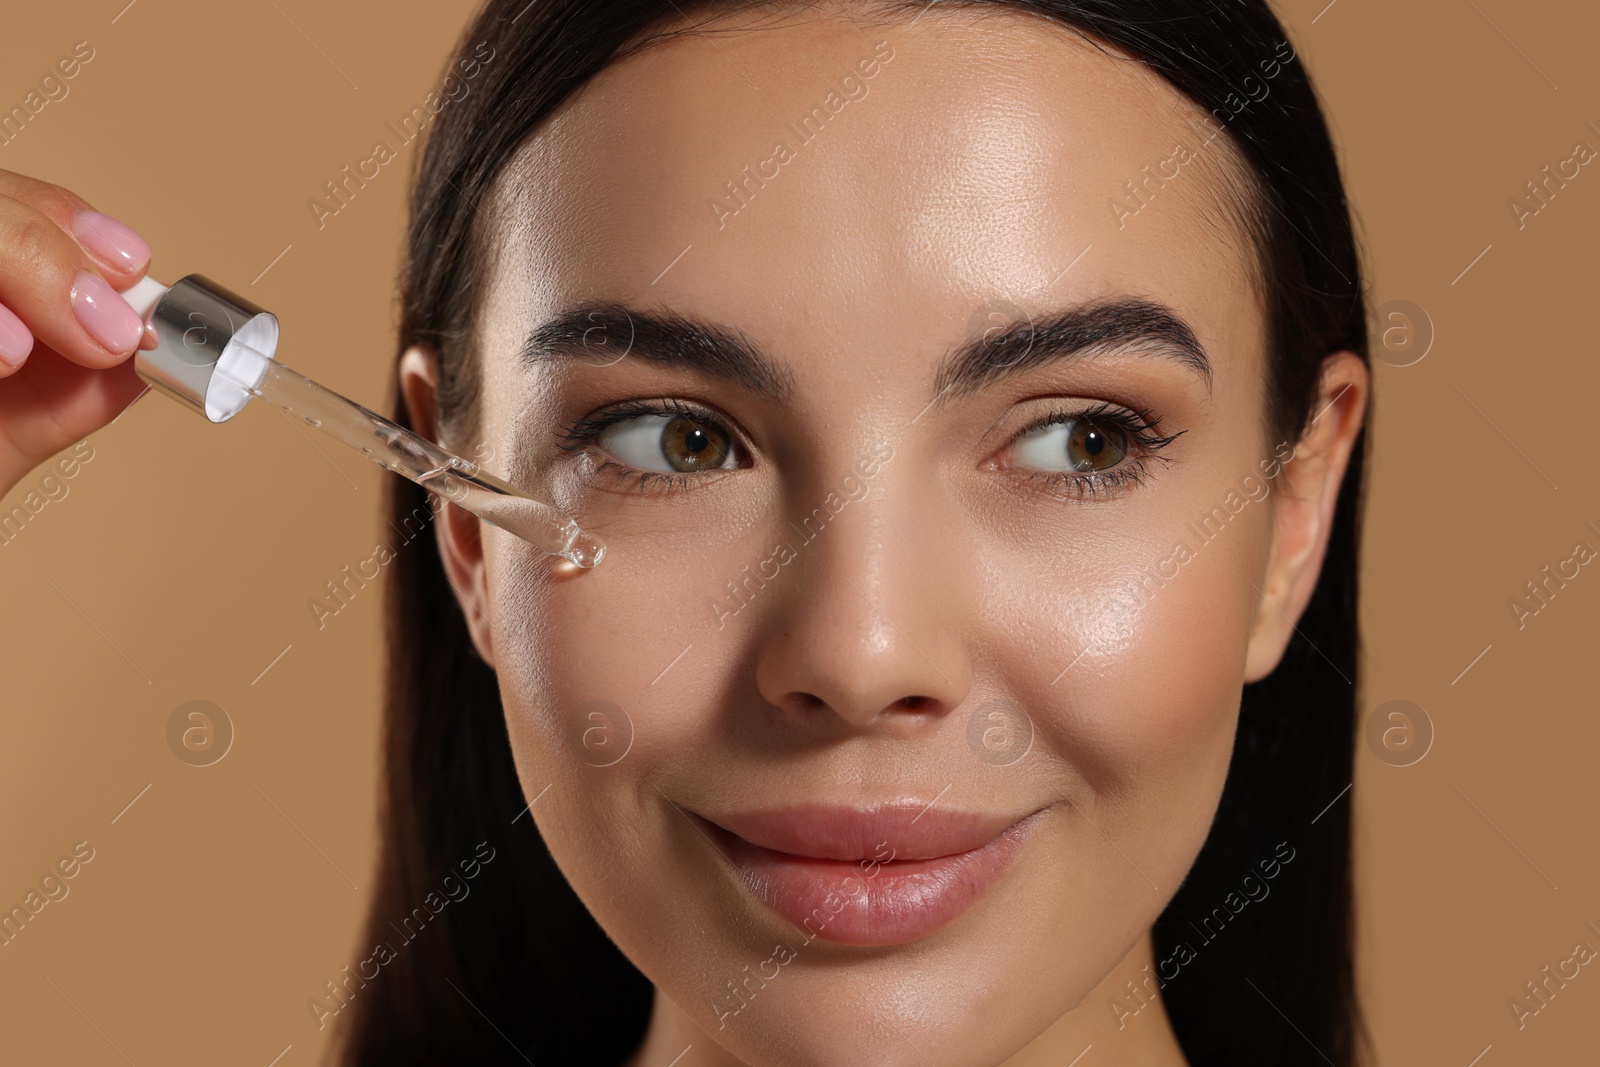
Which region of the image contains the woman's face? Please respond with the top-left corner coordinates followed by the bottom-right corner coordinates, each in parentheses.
top-left (420, 7), bottom-right (1362, 1065)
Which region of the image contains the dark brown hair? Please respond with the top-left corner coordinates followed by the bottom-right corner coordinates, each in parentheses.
top-left (336, 2), bottom-right (1372, 1064)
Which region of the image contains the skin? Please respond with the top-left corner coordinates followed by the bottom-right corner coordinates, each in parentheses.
top-left (398, 6), bottom-right (1369, 1066)
top-left (0, 169), bottom-right (151, 491)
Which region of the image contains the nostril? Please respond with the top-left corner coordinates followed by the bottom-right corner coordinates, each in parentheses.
top-left (787, 692), bottom-right (827, 714)
top-left (897, 695), bottom-right (934, 712)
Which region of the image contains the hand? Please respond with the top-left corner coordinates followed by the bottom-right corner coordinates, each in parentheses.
top-left (0, 168), bottom-right (153, 498)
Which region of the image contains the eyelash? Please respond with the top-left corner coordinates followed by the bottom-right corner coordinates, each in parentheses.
top-left (1006, 399), bottom-right (1185, 500)
top-left (554, 397), bottom-right (736, 496)
top-left (553, 397), bottom-right (1184, 499)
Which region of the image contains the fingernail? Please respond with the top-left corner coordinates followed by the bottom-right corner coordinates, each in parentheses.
top-left (71, 270), bottom-right (144, 354)
top-left (73, 210), bottom-right (151, 274)
top-left (0, 302), bottom-right (34, 367)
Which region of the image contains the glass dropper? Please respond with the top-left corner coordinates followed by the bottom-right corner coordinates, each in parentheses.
top-left (122, 273), bottom-right (605, 569)
top-left (218, 351), bottom-right (605, 567)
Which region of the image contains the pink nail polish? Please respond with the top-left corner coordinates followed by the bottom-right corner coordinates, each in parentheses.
top-left (71, 270), bottom-right (144, 355)
top-left (0, 302), bottom-right (34, 367)
top-left (73, 210), bottom-right (151, 274)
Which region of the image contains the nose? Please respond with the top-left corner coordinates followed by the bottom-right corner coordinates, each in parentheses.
top-left (752, 451), bottom-right (974, 732)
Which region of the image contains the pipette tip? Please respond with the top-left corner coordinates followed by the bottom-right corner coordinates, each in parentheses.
top-left (561, 527), bottom-right (607, 569)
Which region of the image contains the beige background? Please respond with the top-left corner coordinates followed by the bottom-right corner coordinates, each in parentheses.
top-left (1, 0), bottom-right (1596, 1063)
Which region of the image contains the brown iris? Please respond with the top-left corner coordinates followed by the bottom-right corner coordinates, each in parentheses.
top-left (660, 414), bottom-right (731, 472)
top-left (1065, 417), bottom-right (1129, 472)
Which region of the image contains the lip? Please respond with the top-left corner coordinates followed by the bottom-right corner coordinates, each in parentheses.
top-left (692, 802), bottom-right (1045, 947)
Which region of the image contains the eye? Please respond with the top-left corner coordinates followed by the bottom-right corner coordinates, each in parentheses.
top-left (1012, 414), bottom-right (1131, 473)
top-left (997, 401), bottom-right (1184, 500)
top-left (597, 411), bottom-right (737, 473)
top-left (555, 398), bottom-right (747, 494)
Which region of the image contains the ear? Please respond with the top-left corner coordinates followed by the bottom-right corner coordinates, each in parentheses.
top-left (398, 345), bottom-right (496, 668)
top-left (1242, 351), bottom-right (1369, 683)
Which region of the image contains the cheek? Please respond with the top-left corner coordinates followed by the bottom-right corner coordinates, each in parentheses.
top-left (480, 532), bottom-right (757, 971)
top-left (483, 530), bottom-right (741, 779)
top-left (980, 505), bottom-right (1268, 821)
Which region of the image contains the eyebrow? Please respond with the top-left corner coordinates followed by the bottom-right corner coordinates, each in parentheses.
top-left (518, 297), bottom-right (1213, 404)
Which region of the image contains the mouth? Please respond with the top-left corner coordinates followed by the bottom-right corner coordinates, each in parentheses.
top-left (690, 801), bottom-right (1046, 947)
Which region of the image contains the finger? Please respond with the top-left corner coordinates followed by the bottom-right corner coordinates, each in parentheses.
top-left (0, 344), bottom-right (145, 474)
top-left (0, 194), bottom-right (145, 370)
top-left (0, 300), bottom-right (34, 377)
top-left (0, 169), bottom-right (151, 291)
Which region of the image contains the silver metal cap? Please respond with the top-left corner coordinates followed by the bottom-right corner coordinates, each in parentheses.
top-left (134, 274), bottom-right (279, 423)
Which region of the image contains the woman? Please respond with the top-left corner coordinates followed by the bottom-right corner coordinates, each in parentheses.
top-left (0, 0), bottom-right (1371, 1064)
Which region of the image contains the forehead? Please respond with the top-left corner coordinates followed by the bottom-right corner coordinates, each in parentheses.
top-left (478, 5), bottom-right (1264, 408)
